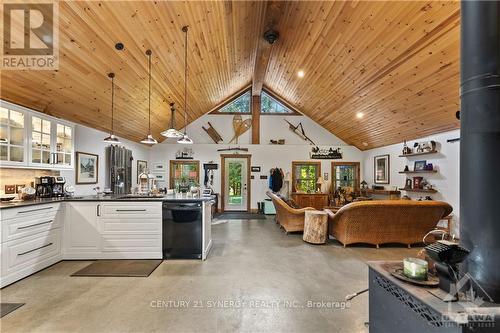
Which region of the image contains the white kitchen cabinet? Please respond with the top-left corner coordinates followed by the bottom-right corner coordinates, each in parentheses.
top-left (0, 203), bottom-right (63, 288)
top-left (98, 202), bottom-right (162, 259)
top-left (202, 201), bottom-right (213, 260)
top-left (63, 202), bottom-right (101, 259)
top-left (0, 100), bottom-right (74, 169)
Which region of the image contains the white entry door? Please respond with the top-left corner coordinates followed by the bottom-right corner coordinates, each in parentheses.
top-left (223, 157), bottom-right (248, 211)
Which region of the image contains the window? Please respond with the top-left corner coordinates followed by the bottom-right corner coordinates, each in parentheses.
top-left (261, 90), bottom-right (295, 114)
top-left (332, 162), bottom-right (360, 193)
top-left (169, 160), bottom-right (200, 191)
top-left (216, 90), bottom-right (251, 113)
top-left (292, 161), bottom-right (321, 193)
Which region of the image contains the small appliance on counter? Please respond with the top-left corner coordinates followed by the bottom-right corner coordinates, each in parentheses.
top-left (35, 176), bottom-right (54, 198)
top-left (52, 176), bottom-right (66, 197)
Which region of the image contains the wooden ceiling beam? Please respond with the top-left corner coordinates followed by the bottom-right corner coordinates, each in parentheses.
top-left (251, 1), bottom-right (287, 96)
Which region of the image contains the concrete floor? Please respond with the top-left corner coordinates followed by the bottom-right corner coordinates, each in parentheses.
top-left (0, 218), bottom-right (420, 333)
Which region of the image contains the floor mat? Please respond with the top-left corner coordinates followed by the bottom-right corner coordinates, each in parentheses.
top-left (0, 303), bottom-right (25, 318)
top-left (71, 260), bottom-right (162, 277)
top-left (215, 212), bottom-right (267, 220)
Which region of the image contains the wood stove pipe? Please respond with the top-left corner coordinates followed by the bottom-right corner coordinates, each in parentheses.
top-left (460, 0), bottom-right (500, 302)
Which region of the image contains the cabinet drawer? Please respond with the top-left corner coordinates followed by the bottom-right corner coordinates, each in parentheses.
top-left (101, 234), bottom-right (161, 252)
top-left (2, 212), bottom-right (62, 242)
top-left (1, 203), bottom-right (61, 221)
top-left (2, 229), bottom-right (61, 277)
top-left (100, 202), bottom-right (161, 218)
top-left (100, 218), bottom-right (161, 234)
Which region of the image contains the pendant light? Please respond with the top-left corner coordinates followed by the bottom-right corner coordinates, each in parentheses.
top-left (140, 49), bottom-right (158, 145)
top-left (177, 26), bottom-right (193, 144)
top-left (103, 72), bottom-right (121, 143)
top-left (160, 102), bottom-right (183, 138)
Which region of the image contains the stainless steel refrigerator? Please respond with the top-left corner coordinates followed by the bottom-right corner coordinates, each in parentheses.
top-left (106, 145), bottom-right (133, 194)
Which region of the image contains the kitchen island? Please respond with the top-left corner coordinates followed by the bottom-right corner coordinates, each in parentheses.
top-left (0, 194), bottom-right (215, 288)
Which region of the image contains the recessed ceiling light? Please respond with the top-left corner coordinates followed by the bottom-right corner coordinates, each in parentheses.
top-left (297, 70), bottom-right (305, 78)
top-left (356, 112), bottom-right (364, 119)
top-left (362, 142), bottom-right (369, 147)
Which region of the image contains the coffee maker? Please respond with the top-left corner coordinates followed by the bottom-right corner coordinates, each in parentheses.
top-left (52, 176), bottom-right (66, 197)
top-left (35, 176), bottom-right (54, 198)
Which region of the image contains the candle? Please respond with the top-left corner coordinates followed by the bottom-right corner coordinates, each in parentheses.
top-left (403, 258), bottom-right (428, 281)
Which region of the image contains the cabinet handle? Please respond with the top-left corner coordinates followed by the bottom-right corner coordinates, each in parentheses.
top-left (115, 209), bottom-right (147, 212)
top-left (97, 204), bottom-right (101, 217)
top-left (17, 243), bottom-right (53, 256)
top-left (17, 220), bottom-right (53, 230)
top-left (18, 206), bottom-right (53, 214)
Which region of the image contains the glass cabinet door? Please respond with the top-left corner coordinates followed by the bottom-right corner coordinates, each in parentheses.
top-left (55, 123), bottom-right (73, 166)
top-left (0, 106), bottom-right (26, 165)
top-left (31, 115), bottom-right (52, 165)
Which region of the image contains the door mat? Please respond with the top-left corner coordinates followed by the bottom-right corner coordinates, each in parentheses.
top-left (215, 212), bottom-right (267, 220)
top-left (71, 260), bottom-right (162, 277)
top-left (1, 303), bottom-right (25, 318)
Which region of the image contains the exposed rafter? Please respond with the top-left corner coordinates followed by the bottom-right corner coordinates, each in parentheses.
top-left (252, 1), bottom-right (287, 96)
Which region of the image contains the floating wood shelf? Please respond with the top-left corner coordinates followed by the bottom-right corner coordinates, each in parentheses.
top-left (398, 170), bottom-right (438, 174)
top-left (399, 188), bottom-right (438, 193)
top-left (399, 150), bottom-right (438, 157)
top-left (365, 189), bottom-right (401, 195)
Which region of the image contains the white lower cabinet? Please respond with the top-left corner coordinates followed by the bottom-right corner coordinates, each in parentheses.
top-left (63, 201), bottom-right (162, 260)
top-left (0, 203), bottom-right (63, 288)
top-left (63, 202), bottom-right (101, 259)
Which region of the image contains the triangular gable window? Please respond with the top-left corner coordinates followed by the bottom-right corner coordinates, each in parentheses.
top-left (216, 90), bottom-right (251, 114)
top-left (261, 90), bottom-right (296, 114)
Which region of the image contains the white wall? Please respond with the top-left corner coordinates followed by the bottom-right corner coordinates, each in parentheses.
top-left (151, 113), bottom-right (364, 209)
top-left (60, 124), bottom-right (150, 195)
top-left (362, 130), bottom-right (460, 236)
top-left (183, 114), bottom-right (346, 145)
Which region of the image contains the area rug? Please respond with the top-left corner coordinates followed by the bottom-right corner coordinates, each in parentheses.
top-left (0, 303), bottom-right (25, 318)
top-left (214, 212), bottom-right (267, 220)
top-left (71, 260), bottom-right (162, 277)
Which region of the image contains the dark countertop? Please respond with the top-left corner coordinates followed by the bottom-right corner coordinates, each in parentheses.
top-left (0, 194), bottom-right (216, 210)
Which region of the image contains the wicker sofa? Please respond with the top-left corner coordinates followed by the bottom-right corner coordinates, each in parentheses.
top-left (266, 191), bottom-right (315, 232)
top-left (325, 200), bottom-right (452, 247)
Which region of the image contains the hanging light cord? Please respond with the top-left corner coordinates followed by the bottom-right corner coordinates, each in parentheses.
top-left (111, 75), bottom-right (115, 134)
top-left (148, 50), bottom-right (152, 134)
top-left (183, 26), bottom-right (188, 135)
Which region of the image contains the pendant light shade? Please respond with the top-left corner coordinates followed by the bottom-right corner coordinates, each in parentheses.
top-left (140, 49), bottom-right (158, 145)
top-left (178, 25), bottom-right (193, 144)
top-left (103, 72), bottom-right (121, 144)
top-left (160, 102), bottom-right (183, 138)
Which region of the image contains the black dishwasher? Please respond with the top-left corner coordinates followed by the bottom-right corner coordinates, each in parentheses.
top-left (162, 201), bottom-right (202, 259)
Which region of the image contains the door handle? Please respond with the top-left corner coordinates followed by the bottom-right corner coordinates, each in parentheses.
top-left (18, 220), bottom-right (53, 230)
top-left (17, 243), bottom-right (53, 256)
top-left (115, 209), bottom-right (147, 212)
top-left (97, 204), bottom-right (101, 217)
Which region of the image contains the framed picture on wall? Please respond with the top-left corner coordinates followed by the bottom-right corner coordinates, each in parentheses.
top-left (153, 162), bottom-right (166, 172)
top-left (374, 154), bottom-right (390, 184)
top-left (137, 160), bottom-right (148, 183)
top-left (76, 152), bottom-right (99, 184)
top-left (153, 173), bottom-right (166, 181)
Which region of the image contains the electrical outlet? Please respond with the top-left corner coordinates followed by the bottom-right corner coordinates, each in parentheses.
top-left (5, 185), bottom-right (16, 194)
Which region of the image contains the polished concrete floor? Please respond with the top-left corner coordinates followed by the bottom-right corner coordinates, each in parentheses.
top-left (0, 218), bottom-right (420, 332)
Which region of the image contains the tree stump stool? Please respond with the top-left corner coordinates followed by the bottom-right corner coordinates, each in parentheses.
top-left (303, 210), bottom-right (328, 244)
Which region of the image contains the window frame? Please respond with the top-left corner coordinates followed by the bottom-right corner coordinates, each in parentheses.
top-left (169, 160), bottom-right (200, 189)
top-left (291, 161), bottom-right (321, 193)
top-left (331, 162), bottom-right (361, 193)
top-left (260, 88), bottom-right (301, 116)
top-left (210, 89), bottom-right (252, 115)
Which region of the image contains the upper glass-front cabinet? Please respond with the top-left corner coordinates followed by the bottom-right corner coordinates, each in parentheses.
top-left (0, 107), bottom-right (26, 165)
top-left (0, 101), bottom-right (74, 169)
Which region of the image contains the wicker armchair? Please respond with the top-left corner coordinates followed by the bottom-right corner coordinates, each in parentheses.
top-left (266, 191), bottom-right (315, 232)
top-left (325, 200), bottom-right (452, 248)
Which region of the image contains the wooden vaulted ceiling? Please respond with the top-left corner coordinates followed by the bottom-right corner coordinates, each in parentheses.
top-left (0, 1), bottom-right (460, 150)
